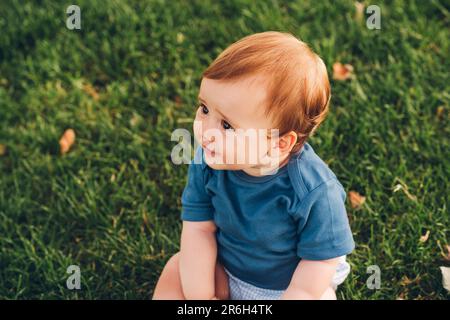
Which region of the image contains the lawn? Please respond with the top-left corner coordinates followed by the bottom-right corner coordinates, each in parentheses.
top-left (0, 0), bottom-right (448, 299)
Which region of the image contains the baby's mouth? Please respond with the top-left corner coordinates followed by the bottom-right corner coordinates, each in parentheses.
top-left (202, 143), bottom-right (219, 156)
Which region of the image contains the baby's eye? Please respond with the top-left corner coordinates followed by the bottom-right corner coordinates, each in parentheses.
top-left (222, 120), bottom-right (234, 131)
top-left (200, 104), bottom-right (209, 115)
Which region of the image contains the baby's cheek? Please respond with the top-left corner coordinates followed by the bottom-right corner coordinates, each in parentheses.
top-left (221, 143), bottom-right (233, 164)
top-left (230, 142), bottom-right (247, 164)
top-left (221, 135), bottom-right (266, 165)
top-left (193, 119), bottom-right (207, 145)
top-left (255, 136), bottom-right (271, 155)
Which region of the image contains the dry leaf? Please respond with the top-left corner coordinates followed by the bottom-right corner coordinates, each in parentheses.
top-left (443, 244), bottom-right (450, 261)
top-left (59, 129), bottom-right (76, 155)
top-left (393, 183), bottom-right (417, 201)
top-left (82, 83), bottom-right (100, 101)
top-left (400, 275), bottom-right (420, 287)
top-left (333, 62), bottom-right (354, 81)
top-left (436, 106), bottom-right (444, 119)
top-left (0, 144), bottom-right (6, 156)
top-left (439, 266), bottom-right (450, 293)
top-left (419, 230), bottom-right (430, 243)
top-left (400, 276), bottom-right (412, 286)
top-left (396, 292), bottom-right (406, 300)
top-left (348, 191), bottom-right (366, 209)
top-left (354, 2), bottom-right (365, 20)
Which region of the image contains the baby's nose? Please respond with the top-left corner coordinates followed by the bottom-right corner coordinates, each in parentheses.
top-left (203, 135), bottom-right (215, 144)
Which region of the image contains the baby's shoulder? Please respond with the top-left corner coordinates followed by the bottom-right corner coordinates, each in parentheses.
top-left (287, 143), bottom-right (341, 201)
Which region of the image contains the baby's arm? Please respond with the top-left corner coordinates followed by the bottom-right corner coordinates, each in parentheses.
top-left (281, 258), bottom-right (340, 299)
top-left (179, 220), bottom-right (217, 299)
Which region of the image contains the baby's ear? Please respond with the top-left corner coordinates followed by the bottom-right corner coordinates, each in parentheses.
top-left (278, 131), bottom-right (297, 152)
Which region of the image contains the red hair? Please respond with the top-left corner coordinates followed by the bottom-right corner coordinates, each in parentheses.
top-left (202, 31), bottom-right (331, 155)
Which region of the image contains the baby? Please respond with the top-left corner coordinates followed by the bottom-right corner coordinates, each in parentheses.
top-left (153, 31), bottom-right (355, 300)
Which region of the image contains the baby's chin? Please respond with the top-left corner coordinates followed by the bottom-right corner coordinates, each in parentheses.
top-left (205, 162), bottom-right (248, 171)
top-left (203, 153), bottom-right (256, 171)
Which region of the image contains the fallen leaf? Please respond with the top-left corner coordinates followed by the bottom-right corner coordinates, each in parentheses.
top-left (443, 244), bottom-right (450, 261)
top-left (436, 106), bottom-right (444, 119)
top-left (348, 191), bottom-right (366, 209)
top-left (82, 83), bottom-right (100, 101)
top-left (333, 62), bottom-right (354, 81)
top-left (59, 129), bottom-right (76, 155)
top-left (354, 2), bottom-right (365, 20)
top-left (400, 275), bottom-right (421, 287)
top-left (0, 144), bottom-right (6, 156)
top-left (393, 182), bottom-right (417, 201)
top-left (396, 292), bottom-right (406, 300)
top-left (419, 230), bottom-right (430, 243)
top-left (439, 266), bottom-right (450, 293)
top-left (400, 276), bottom-right (412, 286)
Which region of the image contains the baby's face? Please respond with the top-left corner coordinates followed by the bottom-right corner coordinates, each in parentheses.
top-left (193, 75), bottom-right (282, 172)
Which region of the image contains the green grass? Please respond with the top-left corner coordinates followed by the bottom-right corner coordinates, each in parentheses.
top-left (0, 0), bottom-right (448, 299)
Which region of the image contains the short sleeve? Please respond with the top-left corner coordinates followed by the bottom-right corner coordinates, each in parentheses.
top-left (180, 147), bottom-right (215, 221)
top-left (296, 179), bottom-right (355, 260)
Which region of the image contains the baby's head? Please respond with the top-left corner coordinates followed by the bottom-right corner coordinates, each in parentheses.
top-left (194, 31), bottom-right (330, 174)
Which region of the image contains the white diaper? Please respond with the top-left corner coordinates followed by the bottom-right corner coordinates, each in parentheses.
top-left (224, 256), bottom-right (351, 300)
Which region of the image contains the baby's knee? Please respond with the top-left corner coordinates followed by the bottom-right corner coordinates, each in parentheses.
top-left (152, 251), bottom-right (184, 300)
top-left (165, 251), bottom-right (181, 273)
top-left (320, 286), bottom-right (337, 300)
